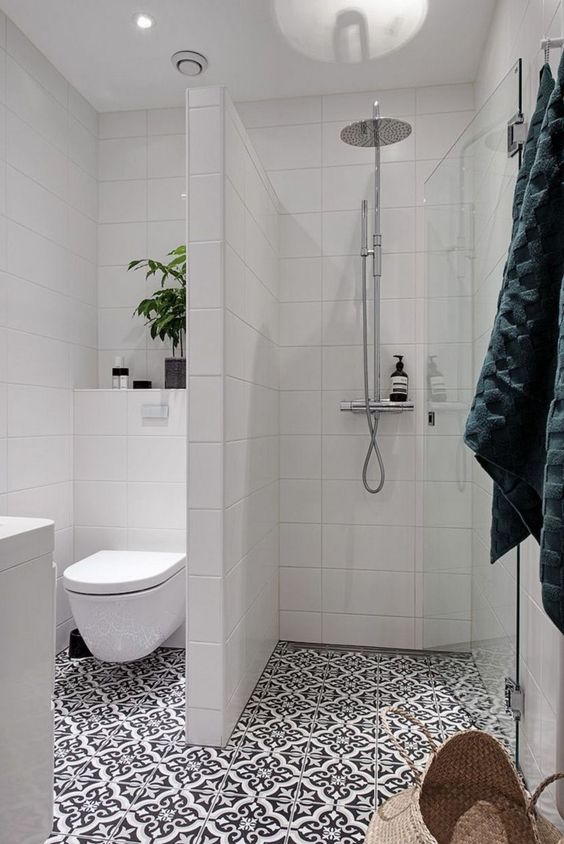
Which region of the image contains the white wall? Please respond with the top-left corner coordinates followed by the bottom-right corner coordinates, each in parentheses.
top-left (475, 0), bottom-right (564, 824)
top-left (73, 389), bottom-right (186, 555)
top-left (187, 87), bottom-right (280, 746)
top-left (236, 85), bottom-right (474, 649)
top-left (72, 388), bottom-right (186, 646)
top-left (0, 12), bottom-right (98, 653)
top-left (97, 107), bottom-right (186, 387)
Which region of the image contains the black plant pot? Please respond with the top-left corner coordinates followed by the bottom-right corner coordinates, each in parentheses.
top-left (165, 357), bottom-right (186, 389)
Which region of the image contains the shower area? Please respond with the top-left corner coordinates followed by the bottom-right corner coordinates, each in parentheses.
top-left (185, 66), bottom-right (552, 783)
top-left (338, 105), bottom-right (414, 494)
top-left (331, 70), bottom-right (523, 754)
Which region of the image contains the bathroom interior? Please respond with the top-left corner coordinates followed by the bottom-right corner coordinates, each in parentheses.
top-left (0, 0), bottom-right (564, 842)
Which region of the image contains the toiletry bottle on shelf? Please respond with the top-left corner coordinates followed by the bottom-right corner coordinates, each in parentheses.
top-left (120, 362), bottom-right (129, 390)
top-left (112, 356), bottom-right (123, 390)
top-left (390, 355), bottom-right (408, 402)
top-left (428, 355), bottom-right (447, 402)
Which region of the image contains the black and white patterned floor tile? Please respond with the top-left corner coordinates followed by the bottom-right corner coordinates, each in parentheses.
top-left (49, 643), bottom-right (511, 843)
top-left (149, 745), bottom-right (233, 793)
top-left (308, 719), bottom-right (377, 761)
top-left (201, 794), bottom-right (294, 843)
top-left (113, 788), bottom-right (215, 843)
top-left (221, 750), bottom-right (304, 802)
top-left (289, 803), bottom-right (372, 844)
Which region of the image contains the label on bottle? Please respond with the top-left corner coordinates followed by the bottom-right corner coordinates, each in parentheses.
top-left (391, 375), bottom-right (408, 396)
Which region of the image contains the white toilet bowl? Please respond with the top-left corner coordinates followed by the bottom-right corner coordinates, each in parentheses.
top-left (63, 550), bottom-right (186, 663)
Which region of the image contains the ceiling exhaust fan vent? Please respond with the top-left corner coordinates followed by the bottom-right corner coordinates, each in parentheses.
top-left (171, 50), bottom-right (208, 76)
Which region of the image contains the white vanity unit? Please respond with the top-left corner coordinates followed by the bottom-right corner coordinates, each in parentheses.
top-left (0, 518), bottom-right (55, 844)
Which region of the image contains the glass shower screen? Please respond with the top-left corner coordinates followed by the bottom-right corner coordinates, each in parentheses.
top-left (423, 61), bottom-right (523, 757)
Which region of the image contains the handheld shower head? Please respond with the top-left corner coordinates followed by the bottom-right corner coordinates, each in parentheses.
top-left (340, 117), bottom-right (412, 147)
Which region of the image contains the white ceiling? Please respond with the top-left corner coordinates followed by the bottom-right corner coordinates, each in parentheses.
top-left (0, 0), bottom-right (497, 112)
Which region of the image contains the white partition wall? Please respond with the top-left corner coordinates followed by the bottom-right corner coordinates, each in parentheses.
top-left (186, 87), bottom-right (280, 746)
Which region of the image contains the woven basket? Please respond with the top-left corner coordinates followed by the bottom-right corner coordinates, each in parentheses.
top-left (365, 707), bottom-right (564, 844)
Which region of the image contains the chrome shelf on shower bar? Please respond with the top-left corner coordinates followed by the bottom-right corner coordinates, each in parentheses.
top-left (340, 399), bottom-right (414, 413)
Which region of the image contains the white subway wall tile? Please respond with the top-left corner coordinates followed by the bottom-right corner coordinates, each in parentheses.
top-left (279, 212), bottom-right (322, 258)
top-left (127, 481), bottom-right (186, 530)
top-left (323, 569), bottom-right (415, 617)
top-left (127, 528), bottom-right (185, 553)
top-left (248, 123), bottom-right (322, 171)
top-left (7, 435), bottom-right (70, 490)
top-left (74, 389), bottom-right (127, 435)
top-left (148, 133), bottom-right (185, 179)
top-left (148, 107), bottom-right (185, 136)
top-left (7, 385), bottom-right (72, 437)
top-left (98, 222), bottom-right (147, 266)
top-left (74, 436), bottom-right (127, 481)
top-left (323, 613), bottom-right (415, 649)
top-left (127, 436), bottom-right (186, 483)
top-left (6, 57), bottom-right (67, 152)
top-left (280, 567), bottom-right (321, 612)
top-left (322, 89), bottom-right (416, 123)
top-left (280, 610), bottom-right (322, 642)
top-left (280, 257), bottom-right (322, 302)
top-left (236, 96), bottom-right (322, 128)
top-left (189, 174), bottom-right (222, 241)
top-left (75, 481), bottom-right (127, 527)
top-left (189, 106), bottom-right (222, 175)
top-left (269, 169), bottom-right (322, 214)
top-left (99, 180), bottom-right (147, 223)
top-left (99, 110), bottom-right (148, 139)
top-left (98, 136), bottom-right (147, 181)
top-left (148, 177), bottom-right (186, 221)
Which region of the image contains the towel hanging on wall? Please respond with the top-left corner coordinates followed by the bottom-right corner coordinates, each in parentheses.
top-left (464, 56), bottom-right (564, 636)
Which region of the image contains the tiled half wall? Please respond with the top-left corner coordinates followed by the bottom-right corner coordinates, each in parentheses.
top-left (186, 87), bottom-right (280, 745)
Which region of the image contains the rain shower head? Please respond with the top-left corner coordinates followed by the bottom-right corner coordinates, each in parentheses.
top-left (340, 117), bottom-right (412, 147)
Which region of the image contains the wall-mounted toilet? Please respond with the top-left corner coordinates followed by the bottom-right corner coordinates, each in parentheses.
top-left (63, 550), bottom-right (186, 663)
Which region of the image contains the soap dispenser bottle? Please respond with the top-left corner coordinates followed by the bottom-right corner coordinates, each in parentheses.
top-left (428, 355), bottom-right (447, 402)
top-left (390, 355), bottom-right (408, 402)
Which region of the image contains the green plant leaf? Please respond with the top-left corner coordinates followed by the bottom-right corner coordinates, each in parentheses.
top-left (127, 244), bottom-right (187, 352)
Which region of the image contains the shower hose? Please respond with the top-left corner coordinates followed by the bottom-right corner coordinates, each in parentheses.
top-left (361, 253), bottom-right (385, 494)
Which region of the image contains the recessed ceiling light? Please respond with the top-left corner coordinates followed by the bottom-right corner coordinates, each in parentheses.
top-left (133, 12), bottom-right (155, 30)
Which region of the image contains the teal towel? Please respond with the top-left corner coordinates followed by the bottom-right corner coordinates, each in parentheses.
top-left (542, 286), bottom-right (564, 632)
top-left (491, 64), bottom-right (555, 559)
top-left (465, 57), bottom-right (564, 635)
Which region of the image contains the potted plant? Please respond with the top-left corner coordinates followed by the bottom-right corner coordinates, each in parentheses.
top-left (128, 245), bottom-right (186, 388)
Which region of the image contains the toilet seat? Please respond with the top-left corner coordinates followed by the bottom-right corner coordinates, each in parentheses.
top-left (64, 550), bottom-right (186, 596)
